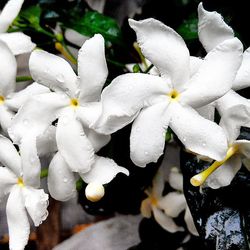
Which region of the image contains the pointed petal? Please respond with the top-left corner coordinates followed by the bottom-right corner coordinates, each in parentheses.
top-left (243, 158), bottom-right (250, 171)
top-left (196, 103), bottom-right (215, 121)
top-left (219, 104), bottom-right (250, 143)
top-left (0, 166), bottom-right (17, 199)
top-left (181, 38), bottom-right (243, 108)
top-left (0, 32), bottom-right (36, 55)
top-left (78, 34), bottom-right (108, 102)
top-left (9, 92), bottom-right (68, 144)
top-left (29, 50), bottom-right (78, 96)
top-left (169, 102), bottom-right (228, 161)
top-left (5, 82), bottom-right (50, 111)
top-left (56, 108), bottom-right (95, 173)
top-left (184, 206), bottom-right (199, 236)
top-left (0, 135), bottom-right (21, 176)
top-left (7, 185), bottom-right (30, 250)
top-left (0, 105), bottom-right (14, 134)
top-left (206, 155), bottom-right (241, 189)
top-left (129, 18), bottom-right (190, 90)
top-left (93, 73), bottom-right (169, 134)
top-left (158, 192), bottom-right (186, 218)
top-left (152, 206), bottom-right (184, 233)
top-left (48, 152), bottom-right (77, 201)
top-left (80, 155), bottom-right (129, 184)
top-left (233, 47), bottom-right (250, 90)
top-left (189, 56), bottom-right (203, 77)
top-left (23, 186), bottom-right (49, 226)
top-left (0, 0), bottom-right (24, 32)
top-left (36, 126), bottom-right (57, 156)
top-left (0, 40), bottom-right (16, 95)
top-left (235, 140), bottom-right (250, 158)
top-left (152, 169), bottom-right (165, 199)
top-left (198, 3), bottom-right (234, 52)
top-left (169, 167), bottom-right (183, 191)
top-left (140, 198), bottom-right (152, 218)
top-left (20, 134), bottom-right (41, 188)
top-left (130, 102), bottom-right (170, 167)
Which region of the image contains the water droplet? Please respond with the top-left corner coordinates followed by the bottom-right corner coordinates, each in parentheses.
top-left (56, 74), bottom-right (65, 83)
top-left (183, 138), bottom-right (186, 142)
top-left (63, 177), bottom-right (68, 183)
top-left (144, 151), bottom-right (149, 156)
top-left (202, 142), bottom-right (206, 147)
top-left (23, 119), bottom-right (29, 126)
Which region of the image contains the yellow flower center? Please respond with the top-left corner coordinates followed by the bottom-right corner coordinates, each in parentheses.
top-left (17, 177), bottom-right (25, 187)
top-left (168, 90), bottom-right (180, 101)
top-left (190, 144), bottom-right (239, 187)
top-left (150, 196), bottom-right (158, 206)
top-left (70, 98), bottom-right (79, 108)
top-left (0, 95), bottom-right (5, 105)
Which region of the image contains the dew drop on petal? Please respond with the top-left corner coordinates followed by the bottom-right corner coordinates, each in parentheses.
top-left (56, 74), bottom-right (65, 83)
top-left (144, 151), bottom-right (149, 156)
top-left (23, 119), bottom-right (29, 126)
top-left (63, 177), bottom-right (68, 183)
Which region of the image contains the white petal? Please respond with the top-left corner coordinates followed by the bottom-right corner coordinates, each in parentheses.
top-left (93, 73), bottom-right (169, 134)
top-left (233, 47), bottom-right (250, 90)
top-left (219, 104), bottom-right (250, 143)
top-left (206, 155), bottom-right (241, 189)
top-left (181, 38), bottom-right (242, 108)
top-left (48, 152), bottom-right (77, 201)
top-left (65, 28), bottom-right (88, 47)
top-left (7, 185), bottom-right (30, 250)
top-left (189, 56), bottom-right (203, 78)
top-left (0, 135), bottom-right (21, 176)
top-left (29, 50), bottom-right (78, 96)
top-left (5, 82), bottom-right (50, 111)
top-left (36, 126), bottom-right (57, 156)
top-left (20, 134), bottom-right (41, 188)
top-left (0, 0), bottom-right (24, 32)
top-left (57, 108), bottom-right (95, 173)
top-left (152, 169), bottom-right (165, 199)
top-left (216, 90), bottom-right (250, 115)
top-left (9, 92), bottom-right (67, 144)
top-left (0, 166), bottom-right (17, 199)
top-left (169, 167), bottom-right (183, 191)
top-left (152, 206), bottom-right (184, 233)
top-left (80, 155), bottom-right (129, 184)
top-left (0, 40), bottom-right (16, 95)
top-left (243, 158), bottom-right (250, 171)
top-left (198, 3), bottom-right (234, 52)
top-left (22, 186), bottom-right (49, 226)
top-left (235, 140), bottom-right (250, 158)
top-left (158, 192), bottom-right (186, 218)
top-left (130, 102), bottom-right (170, 167)
top-left (196, 103), bottom-right (215, 121)
top-left (129, 18), bottom-right (190, 90)
top-left (78, 34), bottom-right (108, 102)
top-left (84, 128), bottom-right (111, 152)
top-left (140, 198), bottom-right (152, 218)
top-left (85, 0), bottom-right (105, 12)
top-left (169, 102), bottom-right (228, 161)
top-left (184, 206), bottom-right (199, 236)
top-left (0, 32), bottom-right (36, 55)
top-left (0, 104), bottom-right (14, 134)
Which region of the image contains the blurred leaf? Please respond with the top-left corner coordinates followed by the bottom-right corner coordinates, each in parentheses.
top-left (66, 11), bottom-right (122, 45)
top-left (177, 17), bottom-right (198, 40)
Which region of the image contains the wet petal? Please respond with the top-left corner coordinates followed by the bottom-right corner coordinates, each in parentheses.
top-left (140, 198), bottom-right (152, 218)
top-left (129, 18), bottom-right (190, 90)
top-left (235, 140), bottom-right (250, 158)
top-left (0, 166), bottom-right (17, 199)
top-left (169, 167), bottom-right (183, 191)
top-left (0, 105), bottom-right (14, 134)
top-left (78, 34), bottom-right (108, 102)
top-left (184, 206), bottom-right (199, 236)
top-left (48, 152), bottom-right (77, 201)
top-left (80, 155), bottom-right (129, 184)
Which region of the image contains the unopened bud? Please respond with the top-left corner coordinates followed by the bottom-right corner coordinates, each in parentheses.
top-left (85, 182), bottom-right (105, 202)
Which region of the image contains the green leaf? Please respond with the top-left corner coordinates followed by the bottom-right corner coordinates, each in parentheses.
top-left (177, 17), bottom-right (198, 40)
top-left (66, 11), bottom-right (122, 44)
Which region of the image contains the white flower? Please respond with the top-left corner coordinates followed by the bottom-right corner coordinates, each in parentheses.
top-left (0, 135), bottom-right (49, 250)
top-left (93, 18), bottom-right (243, 167)
top-left (141, 168), bottom-right (198, 235)
top-left (0, 40), bottom-right (49, 135)
top-left (197, 3), bottom-right (250, 117)
top-left (191, 104), bottom-right (250, 189)
top-left (9, 34), bottom-right (129, 201)
top-left (0, 0), bottom-right (36, 55)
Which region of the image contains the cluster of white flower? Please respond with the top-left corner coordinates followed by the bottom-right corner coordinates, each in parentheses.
top-left (0, 0), bottom-right (250, 249)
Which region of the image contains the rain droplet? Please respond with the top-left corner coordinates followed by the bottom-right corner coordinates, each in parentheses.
top-left (183, 138), bottom-right (186, 142)
top-left (63, 177), bottom-right (68, 183)
top-left (56, 74), bottom-right (65, 83)
top-left (144, 151), bottom-right (149, 156)
top-left (23, 119), bottom-right (29, 126)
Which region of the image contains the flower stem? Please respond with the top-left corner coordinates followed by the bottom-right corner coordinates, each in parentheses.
top-left (55, 42), bottom-right (77, 65)
top-left (16, 76), bottom-right (33, 82)
top-left (40, 168), bottom-right (49, 178)
top-left (133, 42), bottom-right (148, 69)
top-left (190, 145), bottom-right (239, 187)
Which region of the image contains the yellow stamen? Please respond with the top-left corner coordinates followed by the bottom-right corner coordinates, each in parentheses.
top-left (17, 177), bottom-right (24, 187)
top-left (55, 42), bottom-right (77, 65)
top-left (70, 98), bottom-right (79, 108)
top-left (168, 90), bottom-right (180, 101)
top-left (150, 196), bottom-right (158, 206)
top-left (190, 144), bottom-right (239, 187)
top-left (0, 95), bottom-right (5, 105)
top-left (133, 42), bottom-right (148, 69)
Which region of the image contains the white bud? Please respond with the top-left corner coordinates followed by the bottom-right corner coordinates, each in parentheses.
top-left (85, 182), bottom-right (105, 202)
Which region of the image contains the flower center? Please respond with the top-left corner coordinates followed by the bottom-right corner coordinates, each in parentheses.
top-left (70, 98), bottom-right (79, 108)
top-left (150, 196), bottom-right (158, 206)
top-left (190, 144), bottom-right (239, 187)
top-left (17, 177), bottom-right (25, 187)
top-left (0, 95), bottom-right (5, 105)
top-left (168, 90), bottom-right (180, 101)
